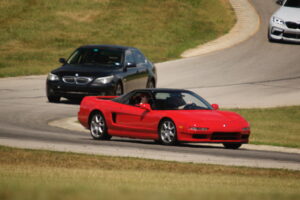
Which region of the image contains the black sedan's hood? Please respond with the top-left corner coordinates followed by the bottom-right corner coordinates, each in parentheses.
top-left (52, 64), bottom-right (122, 77)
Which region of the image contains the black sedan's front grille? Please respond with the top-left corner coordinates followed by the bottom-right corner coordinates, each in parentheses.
top-left (62, 76), bottom-right (76, 84)
top-left (62, 76), bottom-right (93, 85)
top-left (286, 22), bottom-right (300, 29)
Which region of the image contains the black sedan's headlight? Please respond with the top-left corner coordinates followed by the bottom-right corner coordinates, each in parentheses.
top-left (47, 73), bottom-right (59, 81)
top-left (91, 75), bottom-right (114, 86)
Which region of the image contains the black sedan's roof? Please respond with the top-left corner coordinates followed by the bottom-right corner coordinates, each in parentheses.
top-left (133, 88), bottom-right (191, 93)
top-left (79, 44), bottom-right (134, 51)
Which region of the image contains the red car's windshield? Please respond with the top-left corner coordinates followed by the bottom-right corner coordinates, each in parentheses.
top-left (113, 90), bottom-right (213, 110)
top-left (152, 91), bottom-right (212, 110)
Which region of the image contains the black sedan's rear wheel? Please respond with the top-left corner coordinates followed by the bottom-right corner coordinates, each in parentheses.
top-left (90, 112), bottom-right (111, 140)
top-left (146, 79), bottom-right (155, 88)
top-left (158, 119), bottom-right (177, 145)
top-left (223, 143), bottom-right (242, 149)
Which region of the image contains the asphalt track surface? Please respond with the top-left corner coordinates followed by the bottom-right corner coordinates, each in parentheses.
top-left (0, 0), bottom-right (300, 170)
top-left (158, 0), bottom-right (300, 108)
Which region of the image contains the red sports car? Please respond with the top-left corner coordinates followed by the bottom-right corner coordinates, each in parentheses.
top-left (78, 89), bottom-right (250, 149)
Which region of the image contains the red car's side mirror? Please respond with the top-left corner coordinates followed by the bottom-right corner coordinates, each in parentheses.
top-left (211, 104), bottom-right (219, 110)
top-left (139, 103), bottom-right (152, 111)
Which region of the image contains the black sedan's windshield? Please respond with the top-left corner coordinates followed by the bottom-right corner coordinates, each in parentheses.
top-left (67, 48), bottom-right (124, 67)
top-left (284, 0), bottom-right (300, 8)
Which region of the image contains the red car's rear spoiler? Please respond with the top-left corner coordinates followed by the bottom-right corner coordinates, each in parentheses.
top-left (95, 96), bottom-right (118, 100)
top-left (81, 96), bottom-right (118, 104)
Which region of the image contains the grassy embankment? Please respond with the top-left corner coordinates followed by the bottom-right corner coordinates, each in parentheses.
top-left (1, 146), bottom-right (300, 200)
top-left (0, 0), bottom-right (235, 77)
top-left (230, 106), bottom-right (300, 148)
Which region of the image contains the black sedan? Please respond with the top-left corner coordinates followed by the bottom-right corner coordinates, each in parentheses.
top-left (46, 45), bottom-right (156, 102)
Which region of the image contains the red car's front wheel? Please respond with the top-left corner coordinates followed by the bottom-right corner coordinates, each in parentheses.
top-left (159, 119), bottom-right (177, 145)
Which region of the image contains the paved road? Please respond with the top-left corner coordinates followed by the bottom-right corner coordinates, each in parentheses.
top-left (0, 0), bottom-right (300, 170)
top-left (158, 0), bottom-right (300, 108)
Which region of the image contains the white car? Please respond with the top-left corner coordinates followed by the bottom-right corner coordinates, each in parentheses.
top-left (268, 0), bottom-right (300, 42)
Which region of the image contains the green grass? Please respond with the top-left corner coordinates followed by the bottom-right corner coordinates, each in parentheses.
top-left (1, 146), bottom-right (300, 200)
top-left (0, 0), bottom-right (235, 77)
top-left (229, 106), bottom-right (300, 148)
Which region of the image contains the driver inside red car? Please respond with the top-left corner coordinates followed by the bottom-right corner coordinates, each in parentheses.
top-left (140, 94), bottom-right (149, 104)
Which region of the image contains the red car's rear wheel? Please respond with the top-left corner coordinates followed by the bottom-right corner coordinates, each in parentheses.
top-left (90, 112), bottom-right (111, 140)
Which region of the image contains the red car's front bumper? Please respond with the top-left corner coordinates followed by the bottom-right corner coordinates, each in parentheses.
top-left (178, 130), bottom-right (250, 143)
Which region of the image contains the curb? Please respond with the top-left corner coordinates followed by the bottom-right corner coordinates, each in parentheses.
top-left (181, 0), bottom-right (260, 57)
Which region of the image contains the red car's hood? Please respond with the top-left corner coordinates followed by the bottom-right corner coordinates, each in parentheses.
top-left (165, 110), bottom-right (249, 129)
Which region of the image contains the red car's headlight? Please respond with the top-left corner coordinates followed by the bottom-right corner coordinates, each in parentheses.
top-left (242, 127), bottom-right (250, 134)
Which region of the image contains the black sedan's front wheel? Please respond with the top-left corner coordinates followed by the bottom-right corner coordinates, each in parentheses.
top-left (114, 83), bottom-right (123, 96)
top-left (46, 87), bottom-right (60, 103)
top-left (158, 119), bottom-right (177, 145)
top-left (90, 112), bottom-right (111, 140)
top-left (146, 79), bottom-right (155, 88)
top-left (47, 95), bottom-right (60, 103)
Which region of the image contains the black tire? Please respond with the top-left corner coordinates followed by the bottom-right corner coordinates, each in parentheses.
top-left (114, 82), bottom-right (123, 96)
top-left (47, 95), bottom-right (60, 103)
top-left (146, 79), bottom-right (155, 88)
top-left (89, 112), bottom-right (111, 140)
top-left (158, 119), bottom-right (177, 145)
top-left (46, 86), bottom-right (60, 103)
top-left (223, 143), bottom-right (242, 149)
top-left (154, 139), bottom-right (161, 144)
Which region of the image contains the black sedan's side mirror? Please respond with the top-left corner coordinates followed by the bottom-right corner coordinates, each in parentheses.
top-left (59, 58), bottom-right (67, 64)
top-left (124, 62), bottom-right (136, 72)
top-left (276, 0), bottom-right (283, 5)
top-left (126, 62), bottom-right (136, 68)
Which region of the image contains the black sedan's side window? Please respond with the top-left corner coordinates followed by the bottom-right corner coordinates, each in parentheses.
top-left (133, 49), bottom-right (146, 64)
top-left (125, 50), bottom-right (135, 66)
top-left (68, 50), bottom-right (81, 64)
